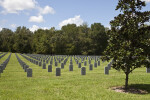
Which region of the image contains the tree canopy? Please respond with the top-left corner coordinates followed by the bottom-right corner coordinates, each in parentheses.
top-left (0, 23), bottom-right (108, 55)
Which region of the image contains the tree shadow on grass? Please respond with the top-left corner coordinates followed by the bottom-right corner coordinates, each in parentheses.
top-left (111, 84), bottom-right (150, 94)
top-left (128, 84), bottom-right (150, 94)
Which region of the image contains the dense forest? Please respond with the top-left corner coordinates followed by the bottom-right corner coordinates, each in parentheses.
top-left (0, 23), bottom-right (109, 55)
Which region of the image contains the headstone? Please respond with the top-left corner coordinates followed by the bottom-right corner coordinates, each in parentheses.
top-left (55, 62), bottom-right (58, 66)
top-left (98, 61), bottom-right (100, 66)
top-left (0, 65), bottom-right (3, 73)
top-left (84, 61), bottom-right (87, 66)
top-left (46, 60), bottom-right (48, 64)
top-left (146, 68), bottom-right (150, 73)
top-left (69, 64), bottom-right (73, 71)
top-left (70, 61), bottom-right (73, 65)
top-left (48, 65), bottom-right (52, 72)
top-left (24, 65), bottom-right (29, 72)
top-left (78, 63), bottom-right (81, 68)
top-left (50, 61), bottom-right (53, 65)
top-left (39, 62), bottom-right (42, 66)
top-left (61, 63), bottom-right (64, 69)
top-left (36, 61), bottom-right (38, 65)
top-left (89, 64), bottom-right (93, 70)
top-left (81, 67), bottom-right (86, 75)
top-left (105, 67), bottom-right (109, 75)
top-left (89, 60), bottom-right (91, 64)
top-left (43, 63), bottom-right (46, 69)
top-left (94, 62), bottom-right (97, 68)
top-left (56, 68), bottom-right (61, 76)
top-left (76, 60), bottom-right (78, 64)
top-left (107, 64), bottom-right (111, 70)
top-left (27, 68), bottom-right (32, 77)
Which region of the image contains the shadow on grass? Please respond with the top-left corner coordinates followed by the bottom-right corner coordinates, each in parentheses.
top-left (111, 84), bottom-right (150, 94)
top-left (128, 84), bottom-right (150, 94)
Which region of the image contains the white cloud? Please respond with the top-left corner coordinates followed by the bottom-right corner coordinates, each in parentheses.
top-left (59, 15), bottom-right (84, 28)
top-left (142, 0), bottom-right (150, 2)
top-left (10, 24), bottom-right (16, 28)
top-left (0, 0), bottom-right (37, 14)
top-left (0, 27), bottom-right (2, 31)
top-left (29, 25), bottom-right (49, 32)
top-left (29, 15), bottom-right (44, 23)
top-left (39, 5), bottom-right (55, 15)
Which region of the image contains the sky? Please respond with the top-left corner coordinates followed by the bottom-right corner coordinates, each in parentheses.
top-left (0, 0), bottom-right (150, 32)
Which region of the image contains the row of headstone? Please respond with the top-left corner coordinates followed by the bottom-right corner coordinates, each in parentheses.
top-left (0, 53), bottom-right (11, 77)
top-left (0, 53), bottom-right (8, 59)
top-left (21, 54), bottom-right (106, 75)
top-left (16, 54), bottom-right (32, 77)
top-left (0, 52), bottom-right (3, 55)
top-left (20, 54), bottom-right (42, 69)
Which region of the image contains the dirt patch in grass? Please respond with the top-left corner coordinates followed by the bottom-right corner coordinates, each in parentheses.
top-left (111, 86), bottom-right (148, 94)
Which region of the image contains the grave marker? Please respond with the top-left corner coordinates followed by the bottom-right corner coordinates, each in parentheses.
top-left (48, 65), bottom-right (52, 72)
top-left (56, 68), bottom-right (61, 76)
top-left (81, 67), bottom-right (86, 75)
top-left (105, 67), bottom-right (109, 75)
top-left (27, 68), bottom-right (32, 77)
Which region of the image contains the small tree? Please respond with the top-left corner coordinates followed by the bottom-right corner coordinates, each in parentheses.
top-left (103, 0), bottom-right (150, 89)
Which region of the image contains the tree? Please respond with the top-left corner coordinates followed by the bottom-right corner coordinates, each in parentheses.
top-left (90, 23), bottom-right (108, 55)
top-left (0, 28), bottom-right (14, 52)
top-left (103, 0), bottom-right (150, 89)
top-left (13, 26), bottom-right (33, 53)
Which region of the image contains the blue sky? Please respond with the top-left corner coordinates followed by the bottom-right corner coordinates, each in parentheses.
top-left (0, 0), bottom-right (150, 32)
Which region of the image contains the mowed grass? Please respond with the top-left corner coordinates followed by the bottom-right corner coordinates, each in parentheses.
top-left (0, 53), bottom-right (150, 100)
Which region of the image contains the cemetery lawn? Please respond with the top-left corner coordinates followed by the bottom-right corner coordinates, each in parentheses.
top-left (0, 53), bottom-right (150, 100)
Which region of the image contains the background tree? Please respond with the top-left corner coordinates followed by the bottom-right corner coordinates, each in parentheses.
top-left (90, 23), bottom-right (108, 55)
top-left (103, 0), bottom-right (150, 89)
top-left (0, 23), bottom-right (109, 55)
top-left (0, 28), bottom-right (14, 52)
top-left (13, 26), bottom-right (33, 53)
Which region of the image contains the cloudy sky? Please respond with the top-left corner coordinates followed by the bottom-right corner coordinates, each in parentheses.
top-left (0, 0), bottom-right (150, 32)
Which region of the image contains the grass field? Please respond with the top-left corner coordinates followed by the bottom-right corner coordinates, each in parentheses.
top-left (0, 53), bottom-right (150, 100)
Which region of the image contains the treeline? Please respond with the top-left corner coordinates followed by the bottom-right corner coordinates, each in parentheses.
top-left (0, 23), bottom-right (109, 55)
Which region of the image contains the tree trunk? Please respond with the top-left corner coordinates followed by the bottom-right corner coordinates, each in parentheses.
top-left (125, 72), bottom-right (129, 90)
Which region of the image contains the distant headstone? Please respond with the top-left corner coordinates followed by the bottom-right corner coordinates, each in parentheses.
top-left (69, 64), bottom-right (73, 71)
top-left (56, 68), bottom-right (61, 76)
top-left (98, 61), bottom-right (100, 66)
top-left (43, 63), bottom-right (46, 69)
top-left (94, 62), bottom-right (97, 68)
top-left (27, 68), bottom-right (32, 77)
top-left (105, 67), bottom-right (109, 75)
top-left (55, 62), bottom-right (58, 66)
top-left (84, 61), bottom-right (87, 66)
top-left (24, 65), bottom-right (29, 72)
top-left (61, 63), bottom-right (64, 69)
top-left (0, 65), bottom-right (3, 73)
top-left (146, 68), bottom-right (150, 73)
top-left (78, 63), bottom-right (81, 68)
top-left (89, 60), bottom-right (91, 64)
top-left (36, 61), bottom-right (38, 65)
top-left (50, 61), bottom-right (53, 65)
top-left (39, 62), bottom-right (42, 66)
top-left (107, 64), bottom-right (111, 70)
top-left (76, 60), bottom-right (78, 64)
top-left (48, 65), bottom-right (52, 72)
top-left (81, 67), bottom-right (86, 75)
top-left (89, 64), bottom-right (93, 70)
top-left (70, 61), bottom-right (73, 65)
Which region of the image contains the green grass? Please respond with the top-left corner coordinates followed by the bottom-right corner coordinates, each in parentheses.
top-left (0, 53), bottom-right (150, 100)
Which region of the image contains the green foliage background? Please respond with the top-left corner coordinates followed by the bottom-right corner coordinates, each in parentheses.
top-left (0, 23), bottom-right (108, 55)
